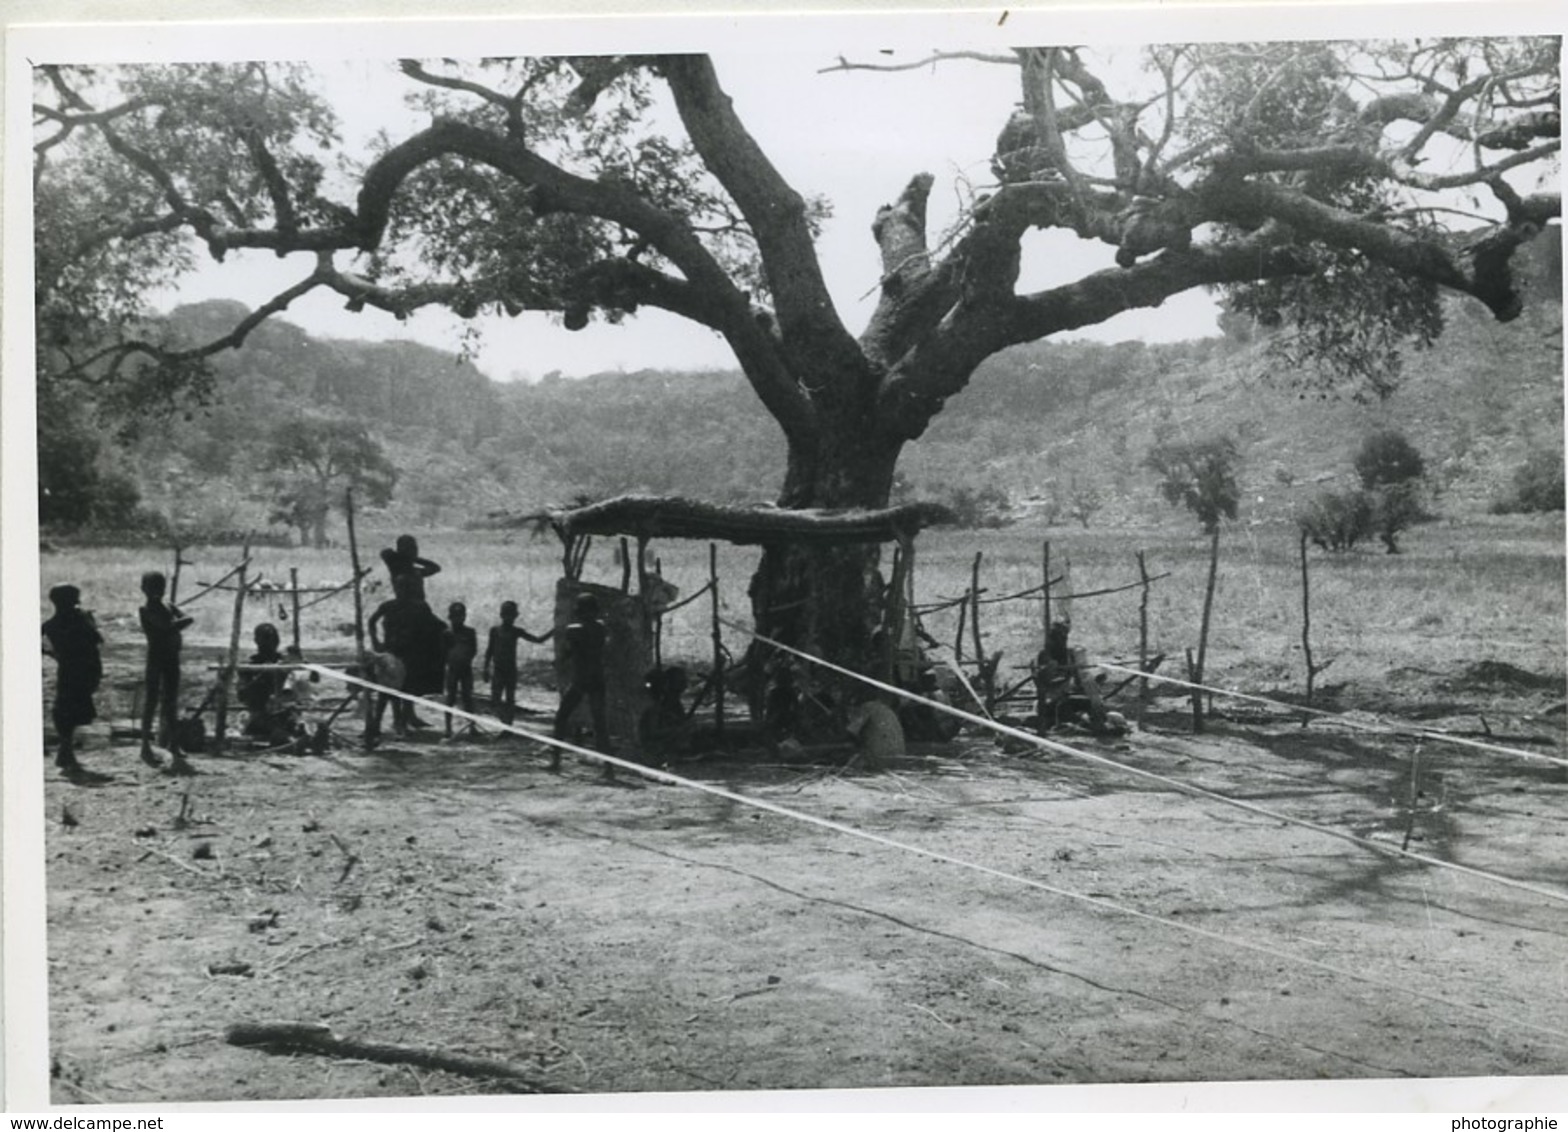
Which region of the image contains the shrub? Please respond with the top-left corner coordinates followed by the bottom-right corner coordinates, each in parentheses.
top-left (1354, 429), bottom-right (1425, 491)
top-left (1492, 449), bottom-right (1566, 514)
top-left (1300, 483), bottom-right (1431, 553)
top-left (1298, 488), bottom-right (1375, 552)
top-left (944, 483), bottom-right (1014, 529)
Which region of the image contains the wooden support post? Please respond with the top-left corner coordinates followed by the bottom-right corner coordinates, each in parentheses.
top-left (969, 552), bottom-right (990, 706)
top-left (1137, 550), bottom-right (1150, 730)
top-left (953, 583), bottom-right (968, 670)
top-left (1195, 525), bottom-right (1220, 706)
top-left (1299, 530), bottom-right (1316, 706)
top-left (344, 490), bottom-right (372, 741)
top-left (709, 543), bottom-right (724, 740)
top-left (213, 544), bottom-right (250, 751)
top-left (289, 566), bottom-right (303, 655)
top-left (638, 536), bottom-right (659, 669)
top-left (1042, 540), bottom-right (1052, 635)
top-left (1059, 551), bottom-right (1074, 628)
top-left (1186, 646), bottom-right (1203, 734)
top-left (884, 543), bottom-right (904, 685)
top-left (619, 537), bottom-right (632, 593)
top-left (1401, 741), bottom-right (1423, 852)
top-left (170, 543), bottom-right (188, 608)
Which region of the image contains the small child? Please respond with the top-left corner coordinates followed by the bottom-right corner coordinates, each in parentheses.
top-left (138, 570), bottom-right (195, 775)
top-left (41, 584), bottom-right (106, 781)
top-left (238, 622), bottom-right (287, 740)
top-left (443, 601), bottom-right (479, 738)
top-left (552, 593), bottom-right (614, 781)
top-left (481, 600), bottom-right (552, 726)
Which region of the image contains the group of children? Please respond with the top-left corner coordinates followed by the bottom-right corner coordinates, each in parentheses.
top-left (41, 533), bottom-right (620, 783)
top-left (365, 535), bottom-right (554, 742)
top-left (364, 536), bottom-right (613, 777)
top-left (40, 569), bottom-right (195, 782)
top-left (365, 535), bottom-right (616, 778)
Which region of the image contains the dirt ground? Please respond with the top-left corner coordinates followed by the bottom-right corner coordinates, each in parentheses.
top-left (36, 640), bottom-right (1568, 1105)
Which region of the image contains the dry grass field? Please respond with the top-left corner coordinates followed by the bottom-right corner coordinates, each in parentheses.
top-left (28, 513), bottom-right (1568, 1105)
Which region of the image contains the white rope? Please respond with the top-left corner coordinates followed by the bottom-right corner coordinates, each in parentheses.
top-left (1094, 660), bottom-right (1568, 769)
top-left (721, 624), bottom-right (1568, 908)
top-left (305, 662), bottom-right (1568, 1046)
top-left (942, 657), bottom-right (994, 720)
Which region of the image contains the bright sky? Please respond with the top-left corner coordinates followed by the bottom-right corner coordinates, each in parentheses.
top-left (157, 48), bottom-right (1225, 381)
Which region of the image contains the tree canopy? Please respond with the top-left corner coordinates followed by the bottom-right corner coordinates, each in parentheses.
top-left (34, 41), bottom-right (1560, 425)
top-left (260, 417), bottom-right (398, 547)
top-left (31, 38), bottom-right (1563, 668)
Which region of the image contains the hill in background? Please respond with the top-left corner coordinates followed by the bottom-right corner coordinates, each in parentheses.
top-left (79, 231), bottom-right (1564, 542)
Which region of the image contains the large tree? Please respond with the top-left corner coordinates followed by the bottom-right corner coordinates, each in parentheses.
top-left (260, 417), bottom-right (398, 548)
top-left (32, 40), bottom-right (1562, 672)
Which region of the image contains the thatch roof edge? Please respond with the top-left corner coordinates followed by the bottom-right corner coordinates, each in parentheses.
top-left (489, 494), bottom-right (956, 545)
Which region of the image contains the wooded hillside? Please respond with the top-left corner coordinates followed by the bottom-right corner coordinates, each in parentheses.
top-left (46, 232), bottom-right (1562, 543)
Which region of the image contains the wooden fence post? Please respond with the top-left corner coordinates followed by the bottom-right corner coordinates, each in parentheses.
top-left (953, 583), bottom-right (968, 670)
top-left (1059, 551), bottom-right (1073, 628)
top-left (969, 551), bottom-right (991, 706)
top-left (213, 543), bottom-right (250, 751)
top-left (344, 490), bottom-right (372, 742)
top-left (289, 566), bottom-right (303, 655)
top-left (709, 543), bottom-right (724, 741)
top-left (1136, 549), bottom-right (1150, 730)
top-left (170, 542), bottom-right (188, 608)
top-left (1041, 540), bottom-right (1052, 635)
top-left (1186, 646), bottom-right (1203, 734)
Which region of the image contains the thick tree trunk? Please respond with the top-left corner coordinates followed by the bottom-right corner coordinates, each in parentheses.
top-left (744, 419), bottom-right (904, 732)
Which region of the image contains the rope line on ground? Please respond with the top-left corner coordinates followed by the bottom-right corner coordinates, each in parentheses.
top-left (301, 662), bottom-right (1568, 1048)
top-left (718, 623), bottom-right (1568, 907)
top-left (1092, 661), bottom-right (1568, 769)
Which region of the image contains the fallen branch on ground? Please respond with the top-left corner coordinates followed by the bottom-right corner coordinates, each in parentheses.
top-left (224, 1022), bottom-right (568, 1092)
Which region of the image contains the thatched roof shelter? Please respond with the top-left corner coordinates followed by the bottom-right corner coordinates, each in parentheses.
top-left (494, 494), bottom-right (955, 547)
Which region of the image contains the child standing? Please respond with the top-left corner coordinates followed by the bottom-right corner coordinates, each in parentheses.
top-left (41, 584), bottom-right (106, 781)
top-left (481, 600), bottom-right (552, 726)
top-left (443, 601), bottom-right (479, 739)
top-left (367, 573), bottom-right (418, 739)
top-left (138, 570), bottom-right (195, 775)
top-left (552, 593), bottom-right (614, 781)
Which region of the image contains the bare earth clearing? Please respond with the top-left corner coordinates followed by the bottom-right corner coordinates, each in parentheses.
top-left (40, 636), bottom-right (1568, 1105)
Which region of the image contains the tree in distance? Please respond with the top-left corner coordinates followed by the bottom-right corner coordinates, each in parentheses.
top-left (1492, 448), bottom-right (1567, 514)
top-left (1355, 428), bottom-right (1430, 553)
top-left (1144, 434), bottom-right (1242, 731)
top-left (1355, 429), bottom-right (1427, 491)
top-left (260, 418), bottom-right (398, 548)
top-left (32, 39), bottom-right (1562, 672)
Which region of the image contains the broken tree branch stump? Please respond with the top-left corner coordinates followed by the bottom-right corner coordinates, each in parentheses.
top-left (223, 1022), bottom-right (568, 1092)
